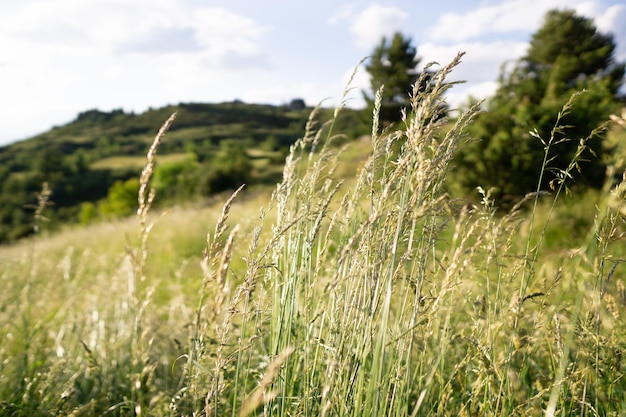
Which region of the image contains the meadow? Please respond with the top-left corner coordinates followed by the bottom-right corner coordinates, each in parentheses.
top-left (1, 54), bottom-right (626, 416)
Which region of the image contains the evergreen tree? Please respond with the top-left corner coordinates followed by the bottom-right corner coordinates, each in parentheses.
top-left (364, 32), bottom-right (424, 125)
top-left (455, 9), bottom-right (625, 201)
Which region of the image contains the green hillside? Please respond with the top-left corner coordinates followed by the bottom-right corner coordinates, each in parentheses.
top-left (0, 101), bottom-right (368, 243)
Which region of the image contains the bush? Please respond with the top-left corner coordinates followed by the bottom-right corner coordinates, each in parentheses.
top-left (99, 178), bottom-right (139, 218)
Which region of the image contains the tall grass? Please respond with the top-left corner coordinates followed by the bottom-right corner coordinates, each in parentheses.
top-left (1, 54), bottom-right (626, 416)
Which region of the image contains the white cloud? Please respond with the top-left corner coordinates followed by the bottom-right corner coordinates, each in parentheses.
top-left (190, 7), bottom-right (272, 68)
top-left (0, 0), bottom-right (275, 143)
top-left (446, 81), bottom-right (499, 109)
top-left (337, 64), bottom-right (370, 107)
top-left (1, 0), bottom-right (178, 55)
top-left (350, 4), bottom-right (409, 49)
top-left (327, 3), bottom-right (358, 25)
top-left (583, 4), bottom-right (626, 61)
top-left (422, 0), bottom-right (626, 104)
top-left (419, 41), bottom-right (528, 83)
top-left (119, 27), bottom-right (201, 54)
top-left (0, 0), bottom-right (271, 69)
top-left (591, 3), bottom-right (625, 33)
top-left (416, 41), bottom-right (529, 107)
top-left (428, 0), bottom-right (573, 42)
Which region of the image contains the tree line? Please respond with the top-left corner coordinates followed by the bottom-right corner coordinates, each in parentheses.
top-left (364, 8), bottom-right (624, 203)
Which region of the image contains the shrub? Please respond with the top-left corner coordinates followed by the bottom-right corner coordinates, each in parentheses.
top-left (99, 178), bottom-right (140, 218)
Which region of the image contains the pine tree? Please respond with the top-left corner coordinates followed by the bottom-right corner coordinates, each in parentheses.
top-left (364, 32), bottom-right (422, 125)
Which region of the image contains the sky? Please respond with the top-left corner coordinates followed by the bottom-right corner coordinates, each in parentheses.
top-left (1, 0), bottom-right (625, 146)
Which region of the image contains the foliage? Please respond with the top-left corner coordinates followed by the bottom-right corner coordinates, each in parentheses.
top-left (364, 32), bottom-right (435, 125)
top-left (99, 178), bottom-right (140, 218)
top-left (454, 9), bottom-right (625, 201)
top-left (78, 201), bottom-right (97, 225)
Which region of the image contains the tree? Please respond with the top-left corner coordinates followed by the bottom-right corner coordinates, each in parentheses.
top-left (364, 32), bottom-right (425, 125)
top-left (455, 9), bottom-right (625, 201)
top-left (525, 10), bottom-right (624, 99)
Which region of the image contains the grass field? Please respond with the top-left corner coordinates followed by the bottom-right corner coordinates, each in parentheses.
top-left (1, 55), bottom-right (626, 416)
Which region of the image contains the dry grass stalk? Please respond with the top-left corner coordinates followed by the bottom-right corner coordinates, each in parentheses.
top-left (137, 112), bottom-right (177, 220)
top-left (33, 182), bottom-right (53, 234)
top-left (238, 346), bottom-right (295, 417)
top-left (135, 112), bottom-right (177, 282)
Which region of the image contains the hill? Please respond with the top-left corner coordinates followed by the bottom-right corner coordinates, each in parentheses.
top-left (0, 100), bottom-right (368, 243)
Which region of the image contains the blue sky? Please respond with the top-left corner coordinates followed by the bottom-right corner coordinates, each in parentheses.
top-left (0, 0), bottom-right (624, 145)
